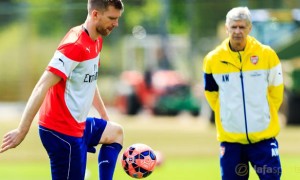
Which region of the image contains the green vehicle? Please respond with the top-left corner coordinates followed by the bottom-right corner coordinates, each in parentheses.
top-left (115, 70), bottom-right (200, 116)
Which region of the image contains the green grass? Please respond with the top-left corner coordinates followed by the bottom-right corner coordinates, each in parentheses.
top-left (1, 113), bottom-right (300, 179)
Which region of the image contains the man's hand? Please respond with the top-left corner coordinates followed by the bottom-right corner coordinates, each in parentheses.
top-left (0, 129), bottom-right (26, 153)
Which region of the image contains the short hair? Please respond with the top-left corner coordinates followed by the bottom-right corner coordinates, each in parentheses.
top-left (226, 7), bottom-right (252, 27)
top-left (88, 0), bottom-right (124, 14)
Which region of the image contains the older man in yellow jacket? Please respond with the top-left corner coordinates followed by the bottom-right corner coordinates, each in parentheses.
top-left (203, 7), bottom-right (284, 180)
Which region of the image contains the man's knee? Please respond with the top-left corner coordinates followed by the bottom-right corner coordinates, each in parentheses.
top-left (112, 122), bottom-right (124, 141)
top-left (101, 122), bottom-right (124, 145)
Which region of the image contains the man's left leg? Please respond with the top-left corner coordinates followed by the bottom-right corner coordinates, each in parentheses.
top-left (84, 117), bottom-right (123, 180)
top-left (98, 143), bottom-right (123, 180)
top-left (247, 138), bottom-right (282, 180)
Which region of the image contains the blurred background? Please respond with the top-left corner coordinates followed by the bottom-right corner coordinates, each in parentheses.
top-left (1, 0), bottom-right (300, 179)
top-left (1, 0), bottom-right (300, 124)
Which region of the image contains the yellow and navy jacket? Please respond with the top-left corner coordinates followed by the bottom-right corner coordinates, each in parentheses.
top-left (203, 36), bottom-right (284, 144)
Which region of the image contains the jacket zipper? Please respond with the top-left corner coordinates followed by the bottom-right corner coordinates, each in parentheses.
top-left (237, 51), bottom-right (251, 144)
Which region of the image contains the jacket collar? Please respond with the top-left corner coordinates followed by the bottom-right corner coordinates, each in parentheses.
top-left (219, 36), bottom-right (258, 67)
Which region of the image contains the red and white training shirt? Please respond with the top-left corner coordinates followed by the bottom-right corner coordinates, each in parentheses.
top-left (39, 25), bottom-right (103, 137)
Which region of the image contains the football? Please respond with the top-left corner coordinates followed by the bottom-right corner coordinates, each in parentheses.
top-left (121, 143), bottom-right (157, 179)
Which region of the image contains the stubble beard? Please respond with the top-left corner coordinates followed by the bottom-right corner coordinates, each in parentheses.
top-left (97, 26), bottom-right (111, 37)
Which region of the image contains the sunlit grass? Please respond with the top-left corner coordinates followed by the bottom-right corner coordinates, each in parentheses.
top-left (0, 113), bottom-right (300, 180)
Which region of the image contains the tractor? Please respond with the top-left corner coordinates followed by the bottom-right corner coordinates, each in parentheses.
top-left (114, 69), bottom-right (200, 116)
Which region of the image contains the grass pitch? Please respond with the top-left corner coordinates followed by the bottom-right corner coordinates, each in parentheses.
top-left (0, 112), bottom-right (300, 180)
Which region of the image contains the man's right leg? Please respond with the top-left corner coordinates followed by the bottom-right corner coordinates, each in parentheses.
top-left (39, 126), bottom-right (86, 180)
top-left (220, 142), bottom-right (249, 180)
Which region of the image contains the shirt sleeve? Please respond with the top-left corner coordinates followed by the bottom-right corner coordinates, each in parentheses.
top-left (267, 49), bottom-right (284, 111)
top-left (47, 44), bottom-right (82, 81)
top-left (203, 55), bottom-right (219, 111)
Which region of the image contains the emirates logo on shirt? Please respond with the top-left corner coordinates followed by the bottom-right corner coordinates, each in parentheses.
top-left (84, 72), bottom-right (98, 83)
top-left (250, 56), bottom-right (259, 65)
top-left (84, 64), bottom-right (99, 83)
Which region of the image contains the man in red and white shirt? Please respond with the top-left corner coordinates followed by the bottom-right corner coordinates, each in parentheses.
top-left (1, 1), bottom-right (124, 179)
